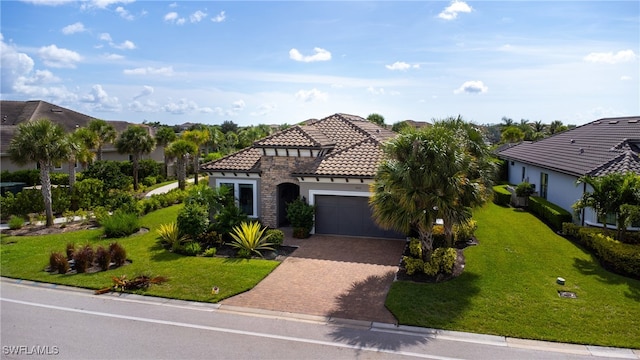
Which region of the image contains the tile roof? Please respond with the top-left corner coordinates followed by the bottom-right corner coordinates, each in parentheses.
top-left (496, 116), bottom-right (640, 177)
top-left (201, 113), bottom-right (397, 177)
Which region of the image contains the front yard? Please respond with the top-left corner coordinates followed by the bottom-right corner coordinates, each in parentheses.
top-left (386, 202), bottom-right (640, 349)
top-left (0, 204), bottom-right (279, 302)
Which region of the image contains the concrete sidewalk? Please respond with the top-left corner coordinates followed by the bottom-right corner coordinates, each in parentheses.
top-left (144, 178), bottom-right (195, 198)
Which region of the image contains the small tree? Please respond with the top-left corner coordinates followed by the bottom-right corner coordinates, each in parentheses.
top-left (367, 113), bottom-right (385, 126)
top-left (88, 119), bottom-right (117, 161)
top-left (165, 139), bottom-right (197, 190)
top-left (286, 197), bottom-right (315, 238)
top-left (155, 126), bottom-right (177, 178)
top-left (115, 126), bottom-right (156, 191)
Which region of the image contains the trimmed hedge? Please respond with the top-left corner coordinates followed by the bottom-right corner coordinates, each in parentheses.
top-left (492, 185), bottom-right (511, 206)
top-left (562, 223), bottom-right (640, 279)
top-left (529, 196), bottom-right (572, 231)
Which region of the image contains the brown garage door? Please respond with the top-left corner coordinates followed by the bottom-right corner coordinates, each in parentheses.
top-left (314, 195), bottom-right (405, 239)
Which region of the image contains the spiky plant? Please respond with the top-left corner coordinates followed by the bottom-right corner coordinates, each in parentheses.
top-left (229, 221), bottom-right (274, 258)
top-left (156, 222), bottom-right (187, 250)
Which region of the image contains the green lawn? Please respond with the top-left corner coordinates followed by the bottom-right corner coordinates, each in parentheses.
top-left (386, 202), bottom-right (640, 349)
top-left (0, 204), bottom-right (279, 302)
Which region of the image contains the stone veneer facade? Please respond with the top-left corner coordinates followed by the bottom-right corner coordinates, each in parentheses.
top-left (258, 155), bottom-right (316, 228)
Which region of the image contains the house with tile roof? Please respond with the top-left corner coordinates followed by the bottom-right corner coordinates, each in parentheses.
top-left (496, 116), bottom-right (640, 227)
top-left (201, 113), bottom-right (404, 238)
top-left (0, 100), bottom-right (163, 173)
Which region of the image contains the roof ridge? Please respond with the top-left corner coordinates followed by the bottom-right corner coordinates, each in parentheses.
top-left (588, 150), bottom-right (640, 176)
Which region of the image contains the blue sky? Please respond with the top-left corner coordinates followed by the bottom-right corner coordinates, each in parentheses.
top-left (1, 1), bottom-right (638, 127)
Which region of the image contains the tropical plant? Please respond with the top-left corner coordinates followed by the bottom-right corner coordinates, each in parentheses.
top-left (73, 127), bottom-right (99, 169)
top-left (501, 126), bottom-right (524, 143)
top-left (165, 139), bottom-right (197, 190)
top-left (109, 242), bottom-right (127, 267)
top-left (88, 119), bottom-right (117, 161)
top-left (115, 125), bottom-right (156, 191)
top-left (286, 197), bottom-right (315, 238)
top-left (8, 215), bottom-right (24, 230)
top-left (370, 118), bottom-right (494, 260)
top-left (101, 210), bottom-right (140, 238)
top-left (95, 245), bottom-right (112, 271)
top-left (182, 129), bottom-right (209, 185)
top-left (266, 229), bottom-right (285, 247)
top-left (367, 113), bottom-right (385, 126)
top-left (156, 222), bottom-right (188, 250)
top-left (177, 203), bottom-right (209, 240)
top-left (154, 126), bottom-right (177, 178)
top-left (49, 251), bottom-right (70, 274)
top-left (515, 182), bottom-right (535, 197)
top-left (229, 221), bottom-right (274, 258)
top-left (8, 118), bottom-right (69, 226)
top-left (72, 244), bottom-right (94, 273)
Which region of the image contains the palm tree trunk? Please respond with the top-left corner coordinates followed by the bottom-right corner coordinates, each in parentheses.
top-left (132, 155), bottom-right (139, 191)
top-left (193, 151), bottom-right (199, 185)
top-left (177, 155), bottom-right (186, 190)
top-left (417, 225), bottom-right (434, 262)
top-left (39, 161), bottom-right (54, 227)
top-left (68, 159), bottom-right (76, 194)
top-left (97, 145), bottom-right (103, 161)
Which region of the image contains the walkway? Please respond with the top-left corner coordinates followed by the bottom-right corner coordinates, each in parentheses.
top-left (222, 232), bottom-right (406, 324)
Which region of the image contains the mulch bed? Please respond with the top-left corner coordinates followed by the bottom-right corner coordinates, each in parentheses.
top-left (215, 245), bottom-right (298, 260)
top-left (395, 238), bottom-right (478, 283)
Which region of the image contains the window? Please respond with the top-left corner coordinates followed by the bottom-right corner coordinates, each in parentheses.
top-left (216, 180), bottom-right (257, 217)
top-left (521, 167), bottom-right (526, 182)
top-left (540, 172), bottom-right (549, 199)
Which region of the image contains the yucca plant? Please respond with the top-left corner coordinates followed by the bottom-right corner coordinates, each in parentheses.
top-left (229, 221), bottom-right (274, 258)
top-left (156, 222), bottom-right (188, 250)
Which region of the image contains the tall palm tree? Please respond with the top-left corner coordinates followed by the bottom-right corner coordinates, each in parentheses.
top-left (155, 126), bottom-right (177, 178)
top-left (73, 127), bottom-right (98, 170)
top-left (182, 129), bottom-right (209, 185)
top-left (207, 126), bottom-right (224, 153)
top-left (88, 119), bottom-right (117, 161)
top-left (64, 130), bottom-right (94, 193)
top-left (115, 125), bottom-right (156, 191)
top-left (8, 119), bottom-right (69, 226)
top-left (165, 139), bottom-right (197, 190)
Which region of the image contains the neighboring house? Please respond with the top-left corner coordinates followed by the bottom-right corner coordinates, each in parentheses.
top-left (201, 113), bottom-right (403, 238)
top-left (496, 116), bottom-right (640, 227)
top-left (0, 100), bottom-right (163, 172)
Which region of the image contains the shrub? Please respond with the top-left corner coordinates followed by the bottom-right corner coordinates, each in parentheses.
top-left (403, 256), bottom-right (424, 275)
top-left (49, 251), bottom-right (69, 274)
top-left (66, 243), bottom-right (76, 260)
top-left (266, 229), bottom-right (285, 247)
top-left (109, 242), bottom-right (127, 267)
top-left (177, 203), bottom-right (209, 239)
top-left (139, 197), bottom-right (161, 215)
top-left (106, 190), bottom-right (139, 214)
top-left (72, 244), bottom-right (94, 273)
top-left (454, 220), bottom-right (478, 243)
top-left (177, 242), bottom-right (202, 256)
top-left (213, 204), bottom-right (248, 239)
top-left (196, 229), bottom-right (224, 249)
top-left (2, 169), bottom-right (40, 186)
top-left (51, 186), bottom-right (71, 215)
top-left (424, 248), bottom-right (457, 276)
top-left (13, 189), bottom-right (44, 217)
top-left (408, 238), bottom-right (422, 258)
top-left (492, 185), bottom-right (512, 206)
top-left (50, 173), bottom-right (69, 185)
top-left (73, 178), bottom-right (105, 209)
top-left (95, 246), bottom-right (112, 271)
top-left (286, 197), bottom-right (314, 238)
top-left (432, 225), bottom-right (447, 249)
top-left (0, 192), bottom-right (16, 220)
top-left (515, 182), bottom-right (535, 197)
top-left (83, 161), bottom-right (132, 191)
top-left (562, 222), bottom-right (580, 238)
top-left (91, 206), bottom-right (109, 223)
top-left (202, 247), bottom-right (217, 257)
top-left (142, 176), bottom-right (157, 187)
top-left (529, 196), bottom-right (573, 231)
top-left (156, 222), bottom-right (187, 250)
top-left (229, 221), bottom-right (275, 258)
top-left (8, 215), bottom-right (24, 230)
top-left (101, 210), bottom-right (140, 238)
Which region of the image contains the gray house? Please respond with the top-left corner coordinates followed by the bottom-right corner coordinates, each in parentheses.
top-left (201, 113), bottom-right (403, 238)
top-left (0, 100), bottom-right (164, 173)
top-left (496, 116), bottom-right (640, 227)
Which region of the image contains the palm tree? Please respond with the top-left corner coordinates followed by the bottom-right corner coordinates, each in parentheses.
top-left (88, 119), bottom-right (117, 161)
top-left (574, 173), bottom-right (626, 235)
top-left (548, 120), bottom-right (567, 135)
top-left (155, 126), bottom-right (177, 178)
top-left (64, 129), bottom-right (94, 193)
top-left (8, 119), bottom-right (69, 226)
top-left (182, 129), bottom-right (209, 185)
top-left (115, 125), bottom-right (156, 191)
top-left (73, 127), bottom-right (98, 170)
top-left (165, 139), bottom-right (197, 190)
top-left (207, 126), bottom-right (224, 153)
top-left (500, 116), bottom-right (514, 128)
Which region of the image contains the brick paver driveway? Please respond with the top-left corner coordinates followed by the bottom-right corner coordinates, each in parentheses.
top-left (221, 232), bottom-right (406, 324)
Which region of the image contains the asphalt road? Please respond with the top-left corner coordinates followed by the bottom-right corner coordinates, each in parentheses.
top-left (1, 279), bottom-right (637, 360)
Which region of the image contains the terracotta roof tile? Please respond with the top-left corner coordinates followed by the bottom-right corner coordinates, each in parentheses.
top-left (496, 116), bottom-right (640, 177)
top-left (254, 125), bottom-right (334, 148)
top-left (200, 147), bottom-right (262, 172)
top-left (294, 138), bottom-right (385, 177)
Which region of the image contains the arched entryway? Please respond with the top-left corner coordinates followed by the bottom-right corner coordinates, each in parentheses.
top-left (277, 182), bottom-right (300, 227)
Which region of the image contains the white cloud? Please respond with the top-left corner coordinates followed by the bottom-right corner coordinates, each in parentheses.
top-left (115, 6), bottom-right (134, 20)
top-left (620, 75), bottom-right (632, 81)
top-left (212, 11), bottom-right (226, 23)
top-left (232, 99), bottom-right (245, 111)
top-left (295, 88), bottom-right (328, 102)
top-left (367, 86), bottom-right (385, 95)
top-left (289, 47), bottom-right (332, 63)
top-left (62, 22), bottom-right (86, 35)
top-left (250, 103), bottom-right (277, 117)
top-left (20, 0), bottom-right (74, 5)
top-left (454, 80), bottom-right (488, 94)
top-left (169, 2), bottom-right (178, 8)
top-left (99, 33), bottom-right (113, 42)
top-left (80, 0), bottom-right (134, 10)
top-left (133, 85), bottom-right (154, 100)
top-left (129, 99), bottom-right (159, 112)
top-left (190, 10), bottom-right (207, 23)
top-left (162, 98), bottom-right (210, 114)
top-left (164, 11), bottom-right (186, 25)
top-left (114, 40), bottom-right (136, 50)
top-left (385, 61), bottom-right (420, 71)
top-left (81, 84), bottom-right (121, 111)
top-left (123, 66), bottom-right (175, 76)
top-left (104, 53), bottom-right (124, 60)
top-left (38, 44), bottom-right (82, 68)
top-left (584, 50), bottom-right (637, 64)
top-left (438, 0), bottom-right (472, 20)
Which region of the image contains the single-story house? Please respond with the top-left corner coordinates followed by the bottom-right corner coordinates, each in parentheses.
top-left (201, 113), bottom-right (403, 238)
top-left (496, 116), bottom-right (640, 227)
top-left (0, 100), bottom-right (164, 173)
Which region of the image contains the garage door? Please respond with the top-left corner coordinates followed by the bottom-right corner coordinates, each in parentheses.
top-left (314, 195), bottom-right (405, 239)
